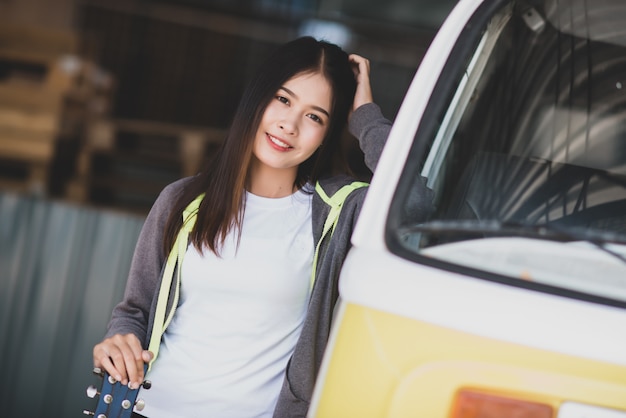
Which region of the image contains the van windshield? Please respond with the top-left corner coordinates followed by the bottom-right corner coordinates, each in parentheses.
top-left (391, 0), bottom-right (626, 304)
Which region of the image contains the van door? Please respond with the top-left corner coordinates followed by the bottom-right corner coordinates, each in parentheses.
top-left (310, 0), bottom-right (626, 416)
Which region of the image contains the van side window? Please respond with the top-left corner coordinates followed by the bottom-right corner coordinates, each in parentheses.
top-left (388, 0), bottom-right (626, 305)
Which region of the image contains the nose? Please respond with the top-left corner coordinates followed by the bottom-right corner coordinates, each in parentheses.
top-left (278, 112), bottom-right (298, 135)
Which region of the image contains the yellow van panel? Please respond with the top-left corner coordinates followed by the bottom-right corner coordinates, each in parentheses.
top-left (313, 303), bottom-right (626, 417)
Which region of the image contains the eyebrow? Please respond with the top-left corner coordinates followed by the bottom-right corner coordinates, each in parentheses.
top-left (280, 86), bottom-right (330, 117)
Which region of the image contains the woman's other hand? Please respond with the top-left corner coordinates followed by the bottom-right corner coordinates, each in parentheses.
top-left (349, 54), bottom-right (373, 112)
top-left (93, 333), bottom-right (153, 389)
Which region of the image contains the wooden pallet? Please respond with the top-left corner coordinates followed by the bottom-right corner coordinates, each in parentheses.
top-left (0, 88), bottom-right (65, 193)
top-left (0, 23), bottom-right (79, 194)
top-left (0, 23), bottom-right (116, 195)
top-left (65, 118), bottom-right (225, 212)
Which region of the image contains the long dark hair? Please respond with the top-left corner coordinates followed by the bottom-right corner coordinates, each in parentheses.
top-left (163, 36), bottom-right (357, 255)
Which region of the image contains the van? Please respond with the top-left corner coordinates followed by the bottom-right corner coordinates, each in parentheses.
top-left (309, 0), bottom-right (626, 416)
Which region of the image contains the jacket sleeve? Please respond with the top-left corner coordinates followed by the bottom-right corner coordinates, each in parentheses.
top-left (348, 102), bottom-right (392, 172)
top-left (104, 181), bottom-right (182, 347)
top-left (349, 102), bottom-right (435, 223)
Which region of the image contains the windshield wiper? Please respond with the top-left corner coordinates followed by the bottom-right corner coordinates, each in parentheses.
top-left (399, 219), bottom-right (626, 263)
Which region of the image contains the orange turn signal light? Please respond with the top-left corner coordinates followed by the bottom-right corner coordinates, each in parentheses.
top-left (450, 389), bottom-right (553, 418)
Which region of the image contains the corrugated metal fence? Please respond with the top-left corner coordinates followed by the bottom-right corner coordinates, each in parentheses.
top-left (0, 191), bottom-right (145, 418)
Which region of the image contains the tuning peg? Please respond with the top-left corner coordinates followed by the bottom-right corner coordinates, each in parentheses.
top-left (128, 379), bottom-right (152, 390)
top-left (121, 395), bottom-right (148, 411)
top-left (92, 367), bottom-right (117, 385)
top-left (82, 411), bottom-right (106, 418)
top-left (85, 385), bottom-right (113, 404)
top-left (86, 385), bottom-right (99, 398)
top-left (121, 399), bottom-right (132, 410)
top-left (92, 367), bottom-right (118, 384)
top-left (135, 398), bottom-right (146, 411)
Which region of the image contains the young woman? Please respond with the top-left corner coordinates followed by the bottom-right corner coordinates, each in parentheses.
top-left (93, 36), bottom-right (417, 417)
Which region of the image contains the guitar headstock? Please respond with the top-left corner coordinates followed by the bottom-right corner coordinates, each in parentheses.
top-left (84, 367), bottom-right (151, 418)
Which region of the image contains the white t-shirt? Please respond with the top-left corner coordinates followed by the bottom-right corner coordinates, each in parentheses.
top-left (139, 189), bottom-right (313, 418)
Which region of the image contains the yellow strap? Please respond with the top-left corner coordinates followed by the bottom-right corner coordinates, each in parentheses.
top-left (147, 194), bottom-right (204, 368)
top-left (148, 182), bottom-right (366, 366)
top-left (310, 181), bottom-right (368, 290)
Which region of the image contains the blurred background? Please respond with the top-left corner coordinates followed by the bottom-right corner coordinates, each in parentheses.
top-left (0, 0), bottom-right (456, 416)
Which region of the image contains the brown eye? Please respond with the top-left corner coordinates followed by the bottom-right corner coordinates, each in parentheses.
top-left (307, 114), bottom-right (323, 124)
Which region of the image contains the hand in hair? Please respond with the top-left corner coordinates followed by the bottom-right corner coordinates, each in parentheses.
top-left (349, 54), bottom-right (373, 113)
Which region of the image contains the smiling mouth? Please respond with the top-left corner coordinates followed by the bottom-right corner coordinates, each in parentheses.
top-left (268, 134), bottom-right (292, 150)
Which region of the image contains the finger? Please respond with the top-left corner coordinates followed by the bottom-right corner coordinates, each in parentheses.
top-left (348, 53), bottom-right (367, 65)
top-left (349, 54), bottom-right (370, 79)
top-left (114, 334), bottom-right (145, 388)
top-left (122, 343), bottom-right (143, 389)
top-left (348, 54), bottom-right (362, 75)
top-left (142, 350), bottom-right (154, 364)
top-left (108, 342), bottom-right (131, 385)
top-left (128, 340), bottom-right (149, 388)
top-left (358, 60), bottom-right (371, 82)
top-left (93, 344), bottom-right (103, 368)
top-left (93, 343), bottom-right (124, 383)
top-left (100, 354), bottom-right (124, 383)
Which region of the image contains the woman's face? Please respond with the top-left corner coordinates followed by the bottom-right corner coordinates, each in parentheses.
top-left (252, 71), bottom-right (332, 176)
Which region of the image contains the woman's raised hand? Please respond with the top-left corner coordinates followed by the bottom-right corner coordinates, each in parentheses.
top-left (93, 333), bottom-right (153, 389)
top-left (349, 54), bottom-right (373, 112)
